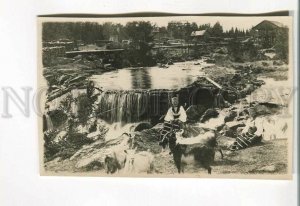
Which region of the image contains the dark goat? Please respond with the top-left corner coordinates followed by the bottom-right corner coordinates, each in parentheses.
top-left (168, 131), bottom-right (219, 174)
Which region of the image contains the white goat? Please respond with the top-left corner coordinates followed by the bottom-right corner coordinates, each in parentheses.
top-left (175, 129), bottom-right (216, 145)
top-left (104, 133), bottom-right (135, 174)
top-left (123, 148), bottom-right (154, 174)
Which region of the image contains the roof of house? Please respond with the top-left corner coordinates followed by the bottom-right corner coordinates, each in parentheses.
top-left (252, 20), bottom-right (286, 30)
top-left (191, 30), bottom-right (206, 36)
top-left (268, 20), bottom-right (286, 28)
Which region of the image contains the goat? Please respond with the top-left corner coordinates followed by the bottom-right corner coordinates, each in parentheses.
top-left (161, 129), bottom-right (222, 174)
top-left (168, 133), bottom-right (214, 174)
top-left (176, 129), bottom-right (223, 159)
top-left (103, 132), bottom-right (135, 174)
top-left (123, 148), bottom-right (154, 174)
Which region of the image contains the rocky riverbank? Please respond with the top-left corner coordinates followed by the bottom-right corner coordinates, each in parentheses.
top-left (43, 58), bottom-right (291, 176)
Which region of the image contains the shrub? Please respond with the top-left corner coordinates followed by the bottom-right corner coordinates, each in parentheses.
top-left (227, 40), bottom-right (258, 62)
top-left (44, 131), bottom-right (94, 162)
top-left (48, 109), bottom-right (68, 128)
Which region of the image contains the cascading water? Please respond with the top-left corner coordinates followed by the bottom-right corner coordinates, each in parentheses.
top-left (104, 122), bottom-right (136, 140)
top-left (88, 61), bottom-right (218, 139)
top-left (45, 114), bottom-right (54, 131)
top-left (90, 61), bottom-right (217, 125)
top-left (94, 87), bottom-right (215, 124)
top-left (97, 91), bottom-right (169, 123)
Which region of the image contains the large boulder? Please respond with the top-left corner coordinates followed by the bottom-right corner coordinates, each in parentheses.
top-left (186, 105), bottom-right (207, 122)
top-left (73, 133), bottom-right (133, 169)
top-left (242, 84), bottom-right (255, 95)
top-left (200, 108), bottom-right (219, 123)
top-left (249, 103), bottom-right (281, 118)
top-left (224, 111), bottom-right (237, 122)
top-left (134, 122), bottom-right (152, 132)
top-left (221, 121), bottom-right (246, 138)
top-left (129, 129), bottom-right (162, 153)
top-left (236, 127), bottom-right (245, 135)
top-left (273, 60), bottom-right (284, 66)
top-left (221, 126), bottom-right (235, 138)
top-left (215, 123), bottom-right (225, 131)
top-left (218, 136), bottom-right (236, 149)
top-left (87, 131), bottom-right (106, 141)
top-left (238, 107), bottom-right (250, 117)
top-left (225, 92), bottom-right (238, 103)
top-left (226, 121), bottom-right (246, 130)
top-left (53, 131), bottom-right (67, 143)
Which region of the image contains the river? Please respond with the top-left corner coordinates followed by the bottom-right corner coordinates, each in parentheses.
top-left (246, 77), bottom-right (293, 140)
top-left (89, 60), bottom-right (212, 90)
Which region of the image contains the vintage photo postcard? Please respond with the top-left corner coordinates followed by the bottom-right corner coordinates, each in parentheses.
top-left (38, 15), bottom-right (293, 179)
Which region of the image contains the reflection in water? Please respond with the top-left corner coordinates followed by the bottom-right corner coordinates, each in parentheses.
top-left (90, 61), bottom-right (207, 90)
top-left (185, 76), bottom-right (193, 86)
top-left (130, 68), bottom-right (152, 89)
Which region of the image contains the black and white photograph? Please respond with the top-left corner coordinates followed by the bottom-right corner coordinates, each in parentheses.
top-left (38, 16), bottom-right (293, 178)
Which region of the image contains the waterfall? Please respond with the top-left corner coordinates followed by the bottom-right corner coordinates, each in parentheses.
top-left (45, 114), bottom-right (54, 131)
top-left (95, 89), bottom-right (186, 123)
top-left (95, 87), bottom-right (214, 124)
top-left (105, 122), bottom-right (136, 140)
top-left (96, 91), bottom-right (152, 123)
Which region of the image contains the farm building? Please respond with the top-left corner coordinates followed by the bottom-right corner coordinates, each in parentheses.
top-left (251, 20), bottom-right (288, 48)
top-left (191, 30), bottom-right (207, 42)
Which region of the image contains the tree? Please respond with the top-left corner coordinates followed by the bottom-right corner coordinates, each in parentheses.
top-left (228, 39), bottom-right (258, 62)
top-left (124, 21), bottom-right (155, 66)
top-left (102, 22), bottom-right (126, 41)
top-left (229, 27), bottom-right (235, 37)
top-left (125, 21), bottom-right (154, 42)
top-left (245, 29), bottom-right (250, 36)
top-left (198, 23), bottom-right (211, 30)
top-left (234, 28), bottom-right (239, 38)
top-left (102, 22), bottom-right (116, 40)
top-left (167, 21), bottom-right (184, 39)
top-left (42, 22), bottom-right (104, 43)
top-left (191, 22), bottom-right (198, 31)
top-left (184, 22), bottom-right (198, 41)
top-left (159, 26), bottom-right (168, 34)
top-left (167, 21), bottom-right (200, 41)
top-left (274, 28), bottom-right (289, 62)
top-left (210, 22), bottom-right (223, 37)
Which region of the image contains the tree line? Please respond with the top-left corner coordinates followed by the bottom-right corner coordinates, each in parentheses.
top-left (42, 21), bottom-right (252, 43)
top-left (42, 20), bottom-right (288, 63)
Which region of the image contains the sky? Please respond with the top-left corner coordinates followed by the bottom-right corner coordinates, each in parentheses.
top-left (97, 16), bottom-right (292, 31)
top-left (51, 16), bottom-right (292, 31)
